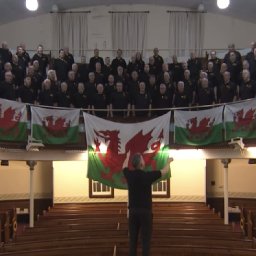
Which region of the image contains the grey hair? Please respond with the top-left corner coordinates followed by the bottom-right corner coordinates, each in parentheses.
top-left (132, 153), bottom-right (142, 168)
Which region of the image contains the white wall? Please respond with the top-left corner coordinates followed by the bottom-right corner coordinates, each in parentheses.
top-left (0, 161), bottom-right (53, 200)
top-left (171, 160), bottom-right (206, 201)
top-left (1, 158), bottom-right (255, 203)
top-left (206, 159), bottom-right (256, 198)
top-left (0, 14), bottom-right (52, 52)
top-left (53, 159), bottom-right (206, 203)
top-left (53, 161), bottom-right (89, 203)
top-left (203, 13), bottom-right (256, 51)
top-left (0, 4), bottom-right (256, 59)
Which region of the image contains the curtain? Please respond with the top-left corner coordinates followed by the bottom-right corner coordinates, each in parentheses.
top-left (169, 12), bottom-right (204, 58)
top-left (187, 13), bottom-right (204, 57)
top-left (169, 12), bottom-right (188, 57)
top-left (111, 13), bottom-right (148, 57)
top-left (52, 13), bottom-right (88, 57)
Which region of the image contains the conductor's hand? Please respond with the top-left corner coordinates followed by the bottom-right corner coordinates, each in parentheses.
top-left (160, 157), bottom-right (174, 177)
top-left (167, 157), bottom-right (174, 164)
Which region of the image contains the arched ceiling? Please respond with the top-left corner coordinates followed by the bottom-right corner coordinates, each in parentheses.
top-left (0, 0), bottom-right (255, 25)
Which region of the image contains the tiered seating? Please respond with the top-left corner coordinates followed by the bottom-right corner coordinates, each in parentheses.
top-left (0, 203), bottom-right (126, 256)
top-left (1, 203), bottom-right (256, 255)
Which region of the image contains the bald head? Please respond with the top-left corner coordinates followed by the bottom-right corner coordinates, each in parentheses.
top-left (5, 71), bottom-right (13, 83)
top-left (177, 81), bottom-right (185, 92)
top-left (201, 78), bottom-right (209, 88)
top-left (132, 153), bottom-right (145, 169)
top-left (242, 69), bottom-right (250, 81)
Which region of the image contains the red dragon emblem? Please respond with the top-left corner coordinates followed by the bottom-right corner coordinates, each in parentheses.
top-left (186, 117), bottom-right (215, 139)
top-left (42, 116), bottom-right (71, 136)
top-left (0, 104), bottom-right (22, 136)
top-left (233, 108), bottom-right (256, 131)
top-left (93, 128), bottom-right (164, 183)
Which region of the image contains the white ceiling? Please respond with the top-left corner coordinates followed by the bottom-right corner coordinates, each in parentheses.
top-left (0, 0), bottom-right (255, 25)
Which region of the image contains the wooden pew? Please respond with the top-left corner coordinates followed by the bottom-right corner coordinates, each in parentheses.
top-left (22, 221), bottom-right (234, 234)
top-left (240, 207), bottom-right (256, 240)
top-left (0, 245), bottom-right (115, 256)
top-left (15, 229), bottom-right (127, 242)
top-left (0, 209), bottom-right (17, 243)
top-left (245, 209), bottom-right (256, 248)
top-left (3, 202), bottom-right (256, 256)
top-left (2, 224), bottom-right (250, 255)
top-left (0, 212), bottom-right (10, 244)
top-left (0, 218), bottom-right (2, 247)
top-left (2, 235), bottom-right (252, 254)
top-left (1, 235), bottom-right (125, 253)
top-left (116, 244), bottom-right (256, 256)
top-left (7, 209), bottom-right (17, 242)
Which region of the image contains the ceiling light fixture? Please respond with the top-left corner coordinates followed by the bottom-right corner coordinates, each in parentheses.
top-left (197, 3), bottom-right (205, 12)
top-left (26, 0), bottom-right (39, 12)
top-left (217, 0), bottom-right (230, 9)
top-left (51, 4), bottom-right (59, 13)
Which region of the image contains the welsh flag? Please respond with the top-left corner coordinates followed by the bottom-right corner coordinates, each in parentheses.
top-left (83, 112), bottom-right (171, 189)
top-left (224, 99), bottom-right (256, 140)
top-left (174, 107), bottom-right (224, 146)
top-left (31, 106), bottom-right (80, 144)
top-left (0, 99), bottom-right (27, 142)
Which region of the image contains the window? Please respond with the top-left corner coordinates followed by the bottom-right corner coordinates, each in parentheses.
top-left (152, 179), bottom-right (170, 198)
top-left (89, 179), bottom-right (114, 198)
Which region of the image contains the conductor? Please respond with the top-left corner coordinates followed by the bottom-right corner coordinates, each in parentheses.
top-left (123, 153), bottom-right (173, 256)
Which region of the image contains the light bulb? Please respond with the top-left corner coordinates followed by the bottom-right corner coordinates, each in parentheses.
top-left (197, 3), bottom-right (205, 12)
top-left (217, 0), bottom-right (230, 9)
top-left (26, 0), bottom-right (39, 12)
top-left (51, 4), bottom-right (59, 13)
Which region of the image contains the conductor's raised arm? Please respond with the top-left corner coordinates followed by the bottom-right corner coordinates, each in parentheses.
top-left (160, 157), bottom-right (174, 177)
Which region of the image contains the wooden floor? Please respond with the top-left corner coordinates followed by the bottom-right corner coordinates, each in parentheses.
top-left (1, 202), bottom-right (256, 256)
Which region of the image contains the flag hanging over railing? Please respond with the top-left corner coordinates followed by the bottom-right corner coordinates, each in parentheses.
top-left (174, 106), bottom-right (224, 146)
top-left (224, 99), bottom-right (256, 140)
top-left (31, 106), bottom-right (80, 144)
top-left (0, 99), bottom-right (27, 142)
top-left (83, 112), bottom-right (171, 189)
top-left (0, 99), bottom-right (256, 147)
